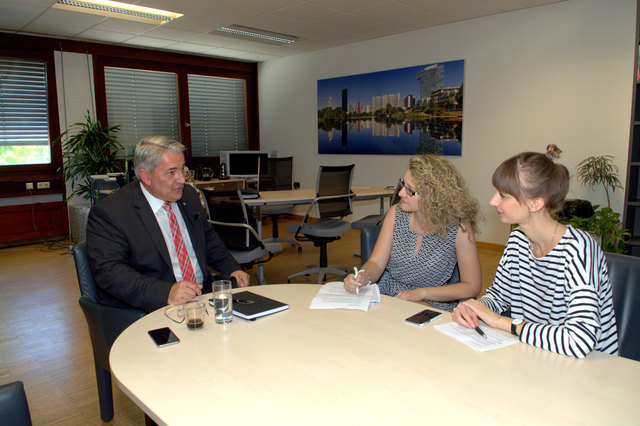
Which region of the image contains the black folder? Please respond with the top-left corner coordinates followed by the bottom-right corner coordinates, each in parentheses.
top-left (232, 291), bottom-right (289, 320)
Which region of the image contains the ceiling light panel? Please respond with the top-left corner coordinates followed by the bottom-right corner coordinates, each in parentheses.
top-left (51, 0), bottom-right (183, 25)
top-left (213, 25), bottom-right (302, 45)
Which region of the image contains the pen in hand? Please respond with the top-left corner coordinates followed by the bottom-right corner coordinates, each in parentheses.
top-left (353, 267), bottom-right (366, 295)
top-left (474, 326), bottom-right (487, 339)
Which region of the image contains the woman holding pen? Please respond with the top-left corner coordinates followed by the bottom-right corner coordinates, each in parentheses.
top-left (452, 145), bottom-right (618, 358)
top-left (343, 155), bottom-right (482, 312)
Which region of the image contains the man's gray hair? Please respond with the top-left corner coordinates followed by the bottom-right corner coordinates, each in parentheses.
top-left (134, 135), bottom-right (185, 178)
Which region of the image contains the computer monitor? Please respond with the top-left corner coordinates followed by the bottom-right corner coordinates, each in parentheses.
top-left (219, 150), bottom-right (277, 178)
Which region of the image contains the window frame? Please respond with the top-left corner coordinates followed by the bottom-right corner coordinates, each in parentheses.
top-left (0, 47), bottom-right (62, 176)
top-left (94, 54), bottom-right (259, 168)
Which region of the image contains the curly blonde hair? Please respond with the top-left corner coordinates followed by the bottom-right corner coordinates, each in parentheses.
top-left (408, 155), bottom-right (481, 240)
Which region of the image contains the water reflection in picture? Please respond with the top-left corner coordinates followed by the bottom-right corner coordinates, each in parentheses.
top-left (317, 60), bottom-right (464, 156)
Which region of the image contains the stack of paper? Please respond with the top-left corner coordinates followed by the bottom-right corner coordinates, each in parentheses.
top-left (309, 281), bottom-right (380, 311)
top-left (434, 322), bottom-right (519, 352)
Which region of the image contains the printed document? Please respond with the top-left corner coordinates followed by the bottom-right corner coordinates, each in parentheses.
top-left (309, 281), bottom-right (380, 311)
top-left (434, 322), bottom-right (519, 352)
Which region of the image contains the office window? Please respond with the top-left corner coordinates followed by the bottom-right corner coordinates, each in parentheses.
top-left (0, 57), bottom-right (51, 166)
top-left (104, 66), bottom-right (179, 150)
top-left (188, 74), bottom-right (247, 156)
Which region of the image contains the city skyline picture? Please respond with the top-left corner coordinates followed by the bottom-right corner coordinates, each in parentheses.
top-left (317, 59), bottom-right (464, 156)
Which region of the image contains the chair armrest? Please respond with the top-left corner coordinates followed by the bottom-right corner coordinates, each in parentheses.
top-left (79, 296), bottom-right (145, 370)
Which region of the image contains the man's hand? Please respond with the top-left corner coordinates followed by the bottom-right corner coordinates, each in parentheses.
top-left (231, 270), bottom-right (250, 287)
top-left (167, 280), bottom-right (202, 305)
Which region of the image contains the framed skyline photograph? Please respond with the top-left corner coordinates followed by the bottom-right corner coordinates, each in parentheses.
top-left (317, 59), bottom-right (464, 155)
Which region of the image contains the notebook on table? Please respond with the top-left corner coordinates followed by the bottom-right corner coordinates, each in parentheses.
top-left (231, 291), bottom-right (289, 320)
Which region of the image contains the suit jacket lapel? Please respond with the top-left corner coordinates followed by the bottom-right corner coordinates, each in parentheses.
top-left (132, 182), bottom-right (173, 270)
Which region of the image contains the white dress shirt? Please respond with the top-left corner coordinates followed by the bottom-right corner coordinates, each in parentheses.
top-left (140, 184), bottom-right (204, 285)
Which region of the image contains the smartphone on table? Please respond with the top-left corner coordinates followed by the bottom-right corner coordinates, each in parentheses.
top-left (148, 327), bottom-right (180, 347)
top-left (405, 309), bottom-right (443, 326)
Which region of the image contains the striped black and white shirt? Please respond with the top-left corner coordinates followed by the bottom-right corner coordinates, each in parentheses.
top-left (480, 225), bottom-right (618, 358)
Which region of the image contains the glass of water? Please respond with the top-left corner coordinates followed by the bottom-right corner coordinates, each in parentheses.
top-left (213, 280), bottom-right (233, 324)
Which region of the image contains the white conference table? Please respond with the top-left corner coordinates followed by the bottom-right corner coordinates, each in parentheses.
top-left (110, 284), bottom-right (640, 425)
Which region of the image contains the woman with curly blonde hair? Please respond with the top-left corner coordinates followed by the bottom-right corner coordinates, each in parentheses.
top-left (344, 155), bottom-right (482, 311)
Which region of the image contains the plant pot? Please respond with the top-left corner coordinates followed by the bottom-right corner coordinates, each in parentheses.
top-left (69, 204), bottom-right (90, 243)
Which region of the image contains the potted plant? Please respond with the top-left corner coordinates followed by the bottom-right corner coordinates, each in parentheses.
top-left (561, 155), bottom-right (629, 253)
top-left (576, 155), bottom-right (623, 208)
top-left (54, 111), bottom-right (123, 241)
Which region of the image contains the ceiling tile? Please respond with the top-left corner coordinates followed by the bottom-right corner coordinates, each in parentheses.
top-left (92, 18), bottom-right (158, 35)
top-left (308, 0), bottom-right (388, 13)
top-left (391, 11), bottom-right (448, 30)
top-left (235, 13), bottom-right (301, 33)
top-left (76, 28), bottom-right (136, 43)
top-left (315, 13), bottom-right (377, 31)
top-left (272, 2), bottom-right (340, 22)
top-left (136, 0), bottom-right (214, 15)
top-left (123, 35), bottom-right (177, 48)
top-left (0, 2), bottom-right (45, 30)
top-left (143, 27), bottom-right (200, 42)
top-left (396, 0), bottom-right (500, 21)
top-left (219, 0), bottom-right (301, 14)
top-left (356, 1), bottom-right (424, 22)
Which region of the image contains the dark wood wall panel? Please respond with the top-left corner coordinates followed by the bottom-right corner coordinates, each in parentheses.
top-left (0, 202), bottom-right (69, 244)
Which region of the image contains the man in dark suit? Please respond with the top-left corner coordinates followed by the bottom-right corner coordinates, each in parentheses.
top-left (86, 135), bottom-right (249, 312)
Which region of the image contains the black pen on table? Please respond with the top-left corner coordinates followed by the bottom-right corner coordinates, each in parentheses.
top-left (475, 326), bottom-right (487, 339)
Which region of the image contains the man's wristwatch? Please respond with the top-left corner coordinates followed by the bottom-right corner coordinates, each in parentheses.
top-left (511, 318), bottom-right (524, 336)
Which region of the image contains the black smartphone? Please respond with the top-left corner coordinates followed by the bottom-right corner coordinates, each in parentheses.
top-left (405, 309), bottom-right (443, 326)
top-left (148, 327), bottom-right (180, 347)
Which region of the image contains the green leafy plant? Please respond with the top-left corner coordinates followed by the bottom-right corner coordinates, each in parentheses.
top-left (563, 206), bottom-right (630, 253)
top-left (54, 112), bottom-right (123, 200)
top-left (576, 155), bottom-right (623, 208)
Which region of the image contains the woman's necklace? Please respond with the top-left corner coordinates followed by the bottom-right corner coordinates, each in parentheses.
top-left (531, 221), bottom-right (560, 257)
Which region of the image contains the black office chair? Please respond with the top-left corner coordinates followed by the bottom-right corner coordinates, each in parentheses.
top-left (0, 381), bottom-right (32, 426)
top-left (605, 252), bottom-right (640, 361)
top-left (72, 242), bottom-right (145, 422)
top-left (259, 157), bottom-right (301, 251)
top-left (351, 180), bottom-right (402, 231)
top-left (286, 164), bottom-right (355, 284)
top-left (201, 188), bottom-right (283, 285)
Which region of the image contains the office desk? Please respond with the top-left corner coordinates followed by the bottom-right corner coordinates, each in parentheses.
top-left (244, 186), bottom-right (394, 213)
top-left (195, 178), bottom-right (245, 191)
top-left (110, 284), bottom-right (639, 425)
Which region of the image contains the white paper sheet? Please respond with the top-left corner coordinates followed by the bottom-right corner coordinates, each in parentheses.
top-left (434, 322), bottom-right (519, 352)
top-left (309, 281), bottom-right (380, 311)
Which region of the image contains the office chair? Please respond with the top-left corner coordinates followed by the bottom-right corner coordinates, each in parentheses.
top-left (350, 180), bottom-right (402, 260)
top-left (605, 252), bottom-right (640, 361)
top-left (0, 381), bottom-right (32, 426)
top-left (259, 157), bottom-right (301, 251)
top-left (201, 188), bottom-right (283, 285)
top-left (286, 164), bottom-right (355, 284)
top-left (72, 242), bottom-right (145, 422)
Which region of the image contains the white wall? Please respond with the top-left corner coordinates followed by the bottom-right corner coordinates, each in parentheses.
top-left (54, 50), bottom-right (96, 207)
top-left (258, 0), bottom-right (637, 244)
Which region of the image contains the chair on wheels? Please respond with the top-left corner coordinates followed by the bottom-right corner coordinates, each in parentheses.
top-left (72, 242), bottom-right (145, 422)
top-left (259, 157), bottom-right (301, 251)
top-left (605, 252), bottom-right (640, 361)
top-left (286, 164), bottom-right (355, 284)
top-left (0, 381), bottom-right (32, 426)
top-left (201, 188), bottom-right (283, 285)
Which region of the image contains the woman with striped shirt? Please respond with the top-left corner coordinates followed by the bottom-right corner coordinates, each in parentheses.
top-left (453, 145), bottom-right (618, 358)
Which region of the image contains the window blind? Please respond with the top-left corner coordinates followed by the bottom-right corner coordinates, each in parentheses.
top-left (188, 74), bottom-right (246, 157)
top-left (104, 67), bottom-right (179, 149)
top-left (0, 57), bottom-right (49, 147)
